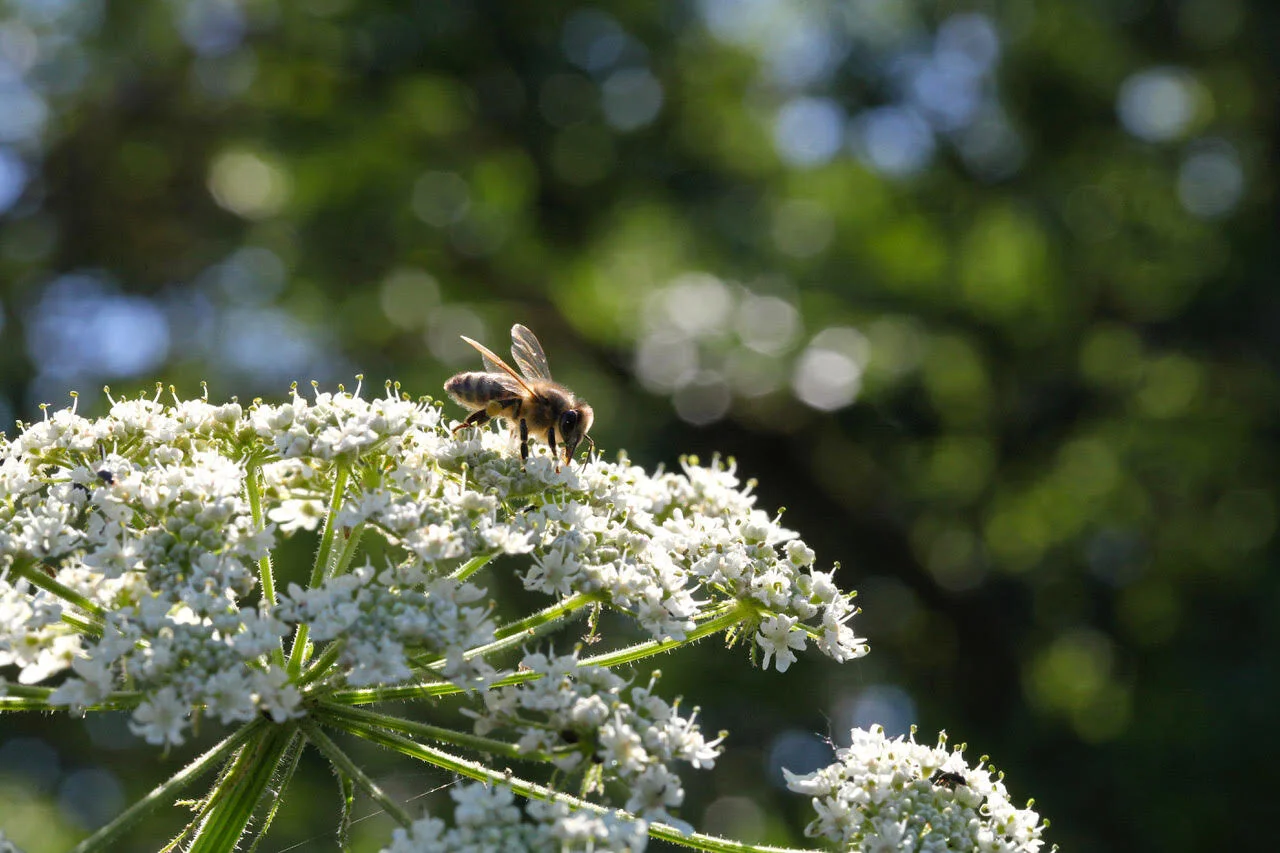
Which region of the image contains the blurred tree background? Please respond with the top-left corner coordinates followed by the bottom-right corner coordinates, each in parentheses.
top-left (1, 0), bottom-right (1276, 850)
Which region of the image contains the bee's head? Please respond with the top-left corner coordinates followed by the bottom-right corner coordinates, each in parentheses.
top-left (558, 403), bottom-right (595, 463)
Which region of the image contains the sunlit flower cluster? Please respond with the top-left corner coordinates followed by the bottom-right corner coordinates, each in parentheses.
top-left (784, 725), bottom-right (1049, 852)
top-left (382, 782), bottom-right (648, 853)
top-left (0, 385), bottom-right (862, 750)
top-left (274, 565), bottom-right (498, 687)
top-left (468, 651), bottom-right (724, 825)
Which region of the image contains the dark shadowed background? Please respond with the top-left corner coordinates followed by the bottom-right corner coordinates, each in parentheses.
top-left (1, 0), bottom-right (1277, 850)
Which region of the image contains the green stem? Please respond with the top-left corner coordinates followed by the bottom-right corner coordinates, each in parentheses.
top-left (0, 687), bottom-right (144, 713)
top-left (331, 520), bottom-right (367, 577)
top-left (61, 609), bottom-right (102, 637)
top-left (311, 461), bottom-right (351, 587)
top-left (243, 461), bottom-right (277, 608)
top-left (297, 640), bottom-right (345, 689)
top-left (449, 552), bottom-right (496, 582)
top-left (314, 703), bottom-right (525, 760)
top-left (244, 730), bottom-right (306, 853)
top-left (187, 724), bottom-right (300, 853)
top-left (70, 720), bottom-right (266, 853)
top-left (415, 592), bottom-right (598, 672)
top-left (327, 601), bottom-right (749, 706)
top-left (577, 602), bottom-right (747, 669)
top-left (11, 558), bottom-right (107, 627)
top-left (288, 461), bottom-right (350, 674)
top-left (301, 719), bottom-right (415, 828)
top-left (324, 713), bottom-right (811, 853)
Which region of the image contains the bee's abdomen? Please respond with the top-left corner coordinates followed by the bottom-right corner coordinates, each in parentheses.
top-left (445, 372), bottom-right (516, 407)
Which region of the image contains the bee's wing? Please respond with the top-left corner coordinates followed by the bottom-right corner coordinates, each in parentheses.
top-left (460, 335), bottom-right (538, 396)
top-left (510, 324), bottom-right (554, 382)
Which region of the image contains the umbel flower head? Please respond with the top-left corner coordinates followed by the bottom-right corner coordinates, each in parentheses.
top-left (784, 725), bottom-right (1049, 852)
top-left (0, 382), bottom-right (1044, 852)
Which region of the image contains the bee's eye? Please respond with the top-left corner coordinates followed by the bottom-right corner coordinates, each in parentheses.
top-left (561, 410), bottom-right (579, 432)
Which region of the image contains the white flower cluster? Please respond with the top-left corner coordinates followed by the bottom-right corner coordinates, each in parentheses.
top-left (1, 384), bottom-right (862, 748)
top-left (468, 651), bottom-right (724, 825)
top-left (784, 726), bottom-right (1049, 852)
top-left (382, 782), bottom-right (648, 853)
top-left (0, 396), bottom-right (298, 744)
top-left (274, 564), bottom-right (497, 687)
top-left (510, 458), bottom-right (868, 669)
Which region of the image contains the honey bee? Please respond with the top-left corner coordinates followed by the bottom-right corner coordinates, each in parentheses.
top-left (445, 324), bottom-right (595, 467)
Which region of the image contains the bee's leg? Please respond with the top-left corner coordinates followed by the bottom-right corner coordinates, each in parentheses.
top-left (519, 418), bottom-right (529, 462)
top-left (547, 427), bottom-right (559, 472)
top-left (453, 410), bottom-right (490, 433)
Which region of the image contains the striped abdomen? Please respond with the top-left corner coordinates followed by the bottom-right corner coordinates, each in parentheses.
top-left (445, 372), bottom-right (522, 409)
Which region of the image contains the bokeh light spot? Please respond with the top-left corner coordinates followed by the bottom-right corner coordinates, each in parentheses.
top-left (1117, 67), bottom-right (1200, 143)
top-left (426, 305), bottom-right (487, 365)
top-left (412, 170), bottom-right (471, 227)
top-left (601, 68), bottom-right (663, 131)
top-left (0, 146), bottom-right (29, 213)
top-left (0, 79), bottom-right (48, 143)
top-left (1057, 439), bottom-right (1119, 500)
top-left (207, 149), bottom-right (290, 219)
top-left (863, 317), bottom-right (925, 384)
top-left (763, 14), bottom-right (847, 89)
top-left (26, 274), bottom-right (171, 379)
top-left (913, 517), bottom-right (985, 591)
top-left (562, 9), bottom-right (628, 73)
top-left (1178, 138), bottom-right (1243, 219)
top-left (206, 246), bottom-right (286, 304)
top-left (736, 293), bottom-right (801, 355)
top-left (217, 307), bottom-right (323, 381)
top-left (792, 327), bottom-right (868, 411)
top-left (379, 267), bottom-right (440, 330)
top-left (178, 0), bottom-right (246, 57)
top-left (959, 204), bottom-right (1050, 318)
top-left (833, 684), bottom-right (916, 739)
top-left (661, 273), bottom-right (734, 339)
top-left (673, 371), bottom-right (731, 425)
top-left (908, 57), bottom-right (981, 132)
top-left (935, 13), bottom-right (1000, 78)
top-left (774, 97), bottom-right (845, 168)
top-left (766, 729), bottom-right (832, 787)
top-left (1079, 324), bottom-right (1144, 388)
top-left (58, 767), bottom-right (123, 829)
top-left (850, 105), bottom-right (935, 177)
top-left (0, 737), bottom-right (59, 793)
top-left (921, 336), bottom-right (990, 423)
top-left (1024, 627), bottom-right (1115, 715)
top-left (0, 20), bottom-right (40, 75)
top-left (953, 104), bottom-right (1025, 181)
top-left (635, 329), bottom-right (698, 393)
top-left (1136, 354), bottom-right (1202, 418)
